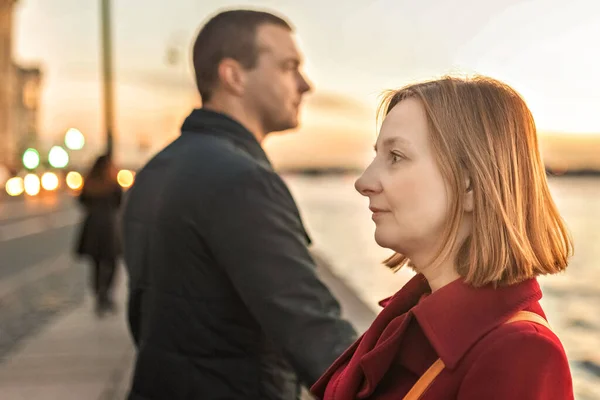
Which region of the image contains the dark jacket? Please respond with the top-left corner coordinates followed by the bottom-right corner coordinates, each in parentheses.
top-left (75, 180), bottom-right (122, 261)
top-left (311, 274), bottom-right (573, 400)
top-left (122, 109), bottom-right (357, 400)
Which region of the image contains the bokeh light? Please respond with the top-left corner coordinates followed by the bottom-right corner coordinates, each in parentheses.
top-left (41, 172), bottom-right (59, 191)
top-left (24, 174), bottom-right (41, 196)
top-left (22, 148), bottom-right (40, 170)
top-left (64, 128), bottom-right (85, 150)
top-left (5, 177), bottom-right (24, 196)
top-left (48, 146), bottom-right (69, 168)
top-left (66, 171), bottom-right (83, 190)
top-left (117, 169), bottom-right (135, 188)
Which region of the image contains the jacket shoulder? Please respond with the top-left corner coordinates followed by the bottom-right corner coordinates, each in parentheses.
top-left (456, 320), bottom-right (573, 399)
top-left (471, 319), bottom-right (568, 364)
top-left (180, 133), bottom-right (260, 170)
top-left (140, 133), bottom-right (273, 187)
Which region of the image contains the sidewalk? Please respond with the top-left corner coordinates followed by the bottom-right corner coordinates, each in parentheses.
top-left (0, 252), bottom-right (376, 400)
top-left (0, 266), bottom-right (135, 400)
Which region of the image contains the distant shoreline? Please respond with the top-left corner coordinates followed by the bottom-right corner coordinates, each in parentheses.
top-left (279, 167), bottom-right (364, 176)
top-left (279, 167), bottom-right (600, 177)
top-left (545, 168), bottom-right (600, 177)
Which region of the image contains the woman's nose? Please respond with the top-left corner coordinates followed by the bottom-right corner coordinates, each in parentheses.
top-left (355, 165), bottom-right (381, 197)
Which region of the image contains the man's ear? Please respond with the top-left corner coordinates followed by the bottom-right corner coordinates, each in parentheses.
top-left (217, 58), bottom-right (247, 96)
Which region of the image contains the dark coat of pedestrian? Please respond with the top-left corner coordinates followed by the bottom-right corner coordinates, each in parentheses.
top-left (75, 154), bottom-right (123, 315)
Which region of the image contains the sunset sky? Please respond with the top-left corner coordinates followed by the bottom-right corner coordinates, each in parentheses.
top-left (12, 0), bottom-right (600, 169)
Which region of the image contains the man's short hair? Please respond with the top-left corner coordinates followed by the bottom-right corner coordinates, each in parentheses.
top-left (193, 9), bottom-right (293, 102)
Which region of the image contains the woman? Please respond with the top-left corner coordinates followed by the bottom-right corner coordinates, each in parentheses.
top-left (75, 154), bottom-right (123, 316)
top-left (311, 76), bottom-right (574, 399)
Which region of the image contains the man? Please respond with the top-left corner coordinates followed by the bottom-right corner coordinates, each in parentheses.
top-left (122, 9), bottom-right (357, 400)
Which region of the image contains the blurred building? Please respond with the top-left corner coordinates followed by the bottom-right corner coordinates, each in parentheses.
top-left (0, 0), bottom-right (42, 172)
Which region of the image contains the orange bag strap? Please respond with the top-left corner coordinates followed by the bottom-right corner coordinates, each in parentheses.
top-left (402, 311), bottom-right (551, 400)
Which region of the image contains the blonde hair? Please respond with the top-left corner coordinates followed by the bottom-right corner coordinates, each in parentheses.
top-left (380, 76), bottom-right (573, 287)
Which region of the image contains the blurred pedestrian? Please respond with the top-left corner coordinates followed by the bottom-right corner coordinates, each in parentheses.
top-left (75, 154), bottom-right (123, 317)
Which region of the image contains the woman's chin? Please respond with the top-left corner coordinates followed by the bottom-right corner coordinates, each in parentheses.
top-left (374, 231), bottom-right (413, 256)
top-left (374, 232), bottom-right (400, 252)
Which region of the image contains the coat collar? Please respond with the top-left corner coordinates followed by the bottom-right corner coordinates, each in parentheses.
top-left (312, 273), bottom-right (543, 399)
top-left (312, 276), bottom-right (430, 397)
top-left (180, 108), bottom-right (272, 168)
top-left (406, 273), bottom-right (542, 369)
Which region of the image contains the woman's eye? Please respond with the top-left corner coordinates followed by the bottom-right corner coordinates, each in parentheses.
top-left (390, 152), bottom-right (403, 163)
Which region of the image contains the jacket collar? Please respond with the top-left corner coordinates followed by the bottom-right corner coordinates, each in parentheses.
top-left (362, 273), bottom-right (543, 372)
top-left (311, 274), bottom-right (543, 398)
top-left (408, 273), bottom-right (542, 369)
top-left (311, 276), bottom-right (431, 397)
top-left (181, 108), bottom-right (272, 168)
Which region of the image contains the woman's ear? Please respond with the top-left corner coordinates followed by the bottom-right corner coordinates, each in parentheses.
top-left (464, 177), bottom-right (474, 213)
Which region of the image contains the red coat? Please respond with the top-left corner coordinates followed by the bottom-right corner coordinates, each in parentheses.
top-left (311, 274), bottom-right (573, 399)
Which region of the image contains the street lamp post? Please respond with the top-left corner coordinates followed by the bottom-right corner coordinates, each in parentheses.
top-left (100, 0), bottom-right (114, 158)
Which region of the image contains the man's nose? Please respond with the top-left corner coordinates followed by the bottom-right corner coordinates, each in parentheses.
top-left (298, 72), bottom-right (312, 94)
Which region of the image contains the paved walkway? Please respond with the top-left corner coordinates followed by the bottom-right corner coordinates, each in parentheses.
top-left (0, 251), bottom-right (375, 400)
top-left (0, 266), bottom-right (134, 400)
